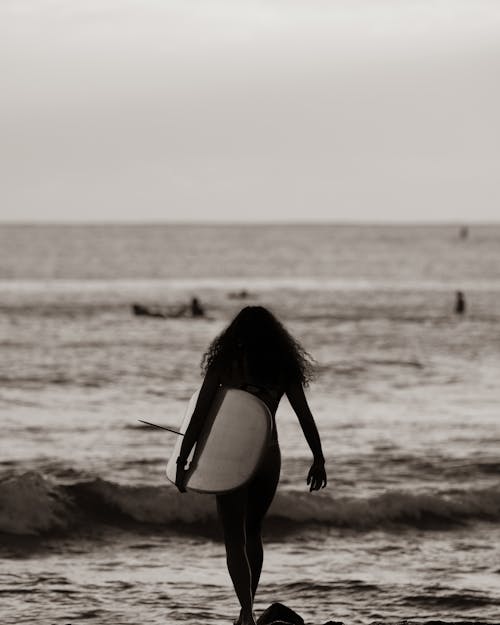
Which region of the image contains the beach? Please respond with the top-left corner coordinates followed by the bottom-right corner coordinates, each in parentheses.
top-left (1, 223), bottom-right (500, 624)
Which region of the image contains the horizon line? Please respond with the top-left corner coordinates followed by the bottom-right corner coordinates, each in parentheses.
top-left (1, 220), bottom-right (499, 227)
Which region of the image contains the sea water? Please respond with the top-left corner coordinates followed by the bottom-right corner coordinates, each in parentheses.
top-left (0, 224), bottom-right (499, 625)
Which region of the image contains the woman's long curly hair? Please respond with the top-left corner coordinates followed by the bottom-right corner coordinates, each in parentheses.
top-left (201, 306), bottom-right (315, 387)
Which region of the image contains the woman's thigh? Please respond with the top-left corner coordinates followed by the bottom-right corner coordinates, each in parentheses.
top-left (216, 487), bottom-right (247, 541)
top-left (245, 445), bottom-right (281, 532)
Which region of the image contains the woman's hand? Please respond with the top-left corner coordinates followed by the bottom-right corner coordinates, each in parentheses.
top-left (175, 460), bottom-right (188, 493)
top-left (307, 459), bottom-right (327, 492)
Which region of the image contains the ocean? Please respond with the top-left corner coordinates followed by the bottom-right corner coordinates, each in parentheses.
top-left (0, 223), bottom-right (499, 625)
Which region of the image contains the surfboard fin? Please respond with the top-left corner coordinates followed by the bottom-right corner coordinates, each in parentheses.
top-left (137, 420), bottom-right (183, 435)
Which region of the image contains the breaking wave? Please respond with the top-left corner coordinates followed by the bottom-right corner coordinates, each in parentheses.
top-left (1, 472), bottom-right (500, 537)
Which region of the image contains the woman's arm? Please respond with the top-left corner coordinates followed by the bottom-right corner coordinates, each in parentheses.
top-left (286, 381), bottom-right (327, 491)
top-left (175, 368), bottom-right (220, 491)
top-left (286, 381), bottom-right (324, 462)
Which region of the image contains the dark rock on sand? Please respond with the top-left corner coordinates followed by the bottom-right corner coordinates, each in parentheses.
top-left (257, 602), bottom-right (304, 625)
top-left (256, 602), bottom-right (347, 624)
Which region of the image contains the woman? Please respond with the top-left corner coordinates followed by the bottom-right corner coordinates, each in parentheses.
top-left (175, 306), bottom-right (327, 625)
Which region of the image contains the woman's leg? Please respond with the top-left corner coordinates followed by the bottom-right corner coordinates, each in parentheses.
top-left (216, 488), bottom-right (255, 624)
top-left (245, 445), bottom-right (281, 599)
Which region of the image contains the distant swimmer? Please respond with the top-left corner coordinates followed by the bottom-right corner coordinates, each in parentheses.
top-left (132, 299), bottom-right (205, 319)
top-left (455, 291), bottom-right (466, 315)
top-left (190, 297), bottom-right (205, 317)
top-left (228, 289), bottom-right (251, 300)
top-left (131, 303), bottom-right (166, 318)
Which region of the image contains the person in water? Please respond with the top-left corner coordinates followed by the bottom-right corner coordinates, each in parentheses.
top-left (190, 296), bottom-right (205, 317)
top-left (455, 290), bottom-right (466, 315)
top-left (175, 306), bottom-right (327, 625)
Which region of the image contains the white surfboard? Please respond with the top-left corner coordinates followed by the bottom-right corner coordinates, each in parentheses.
top-left (166, 387), bottom-right (272, 494)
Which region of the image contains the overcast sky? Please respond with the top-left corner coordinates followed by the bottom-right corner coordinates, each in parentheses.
top-left (1, 0), bottom-right (499, 223)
